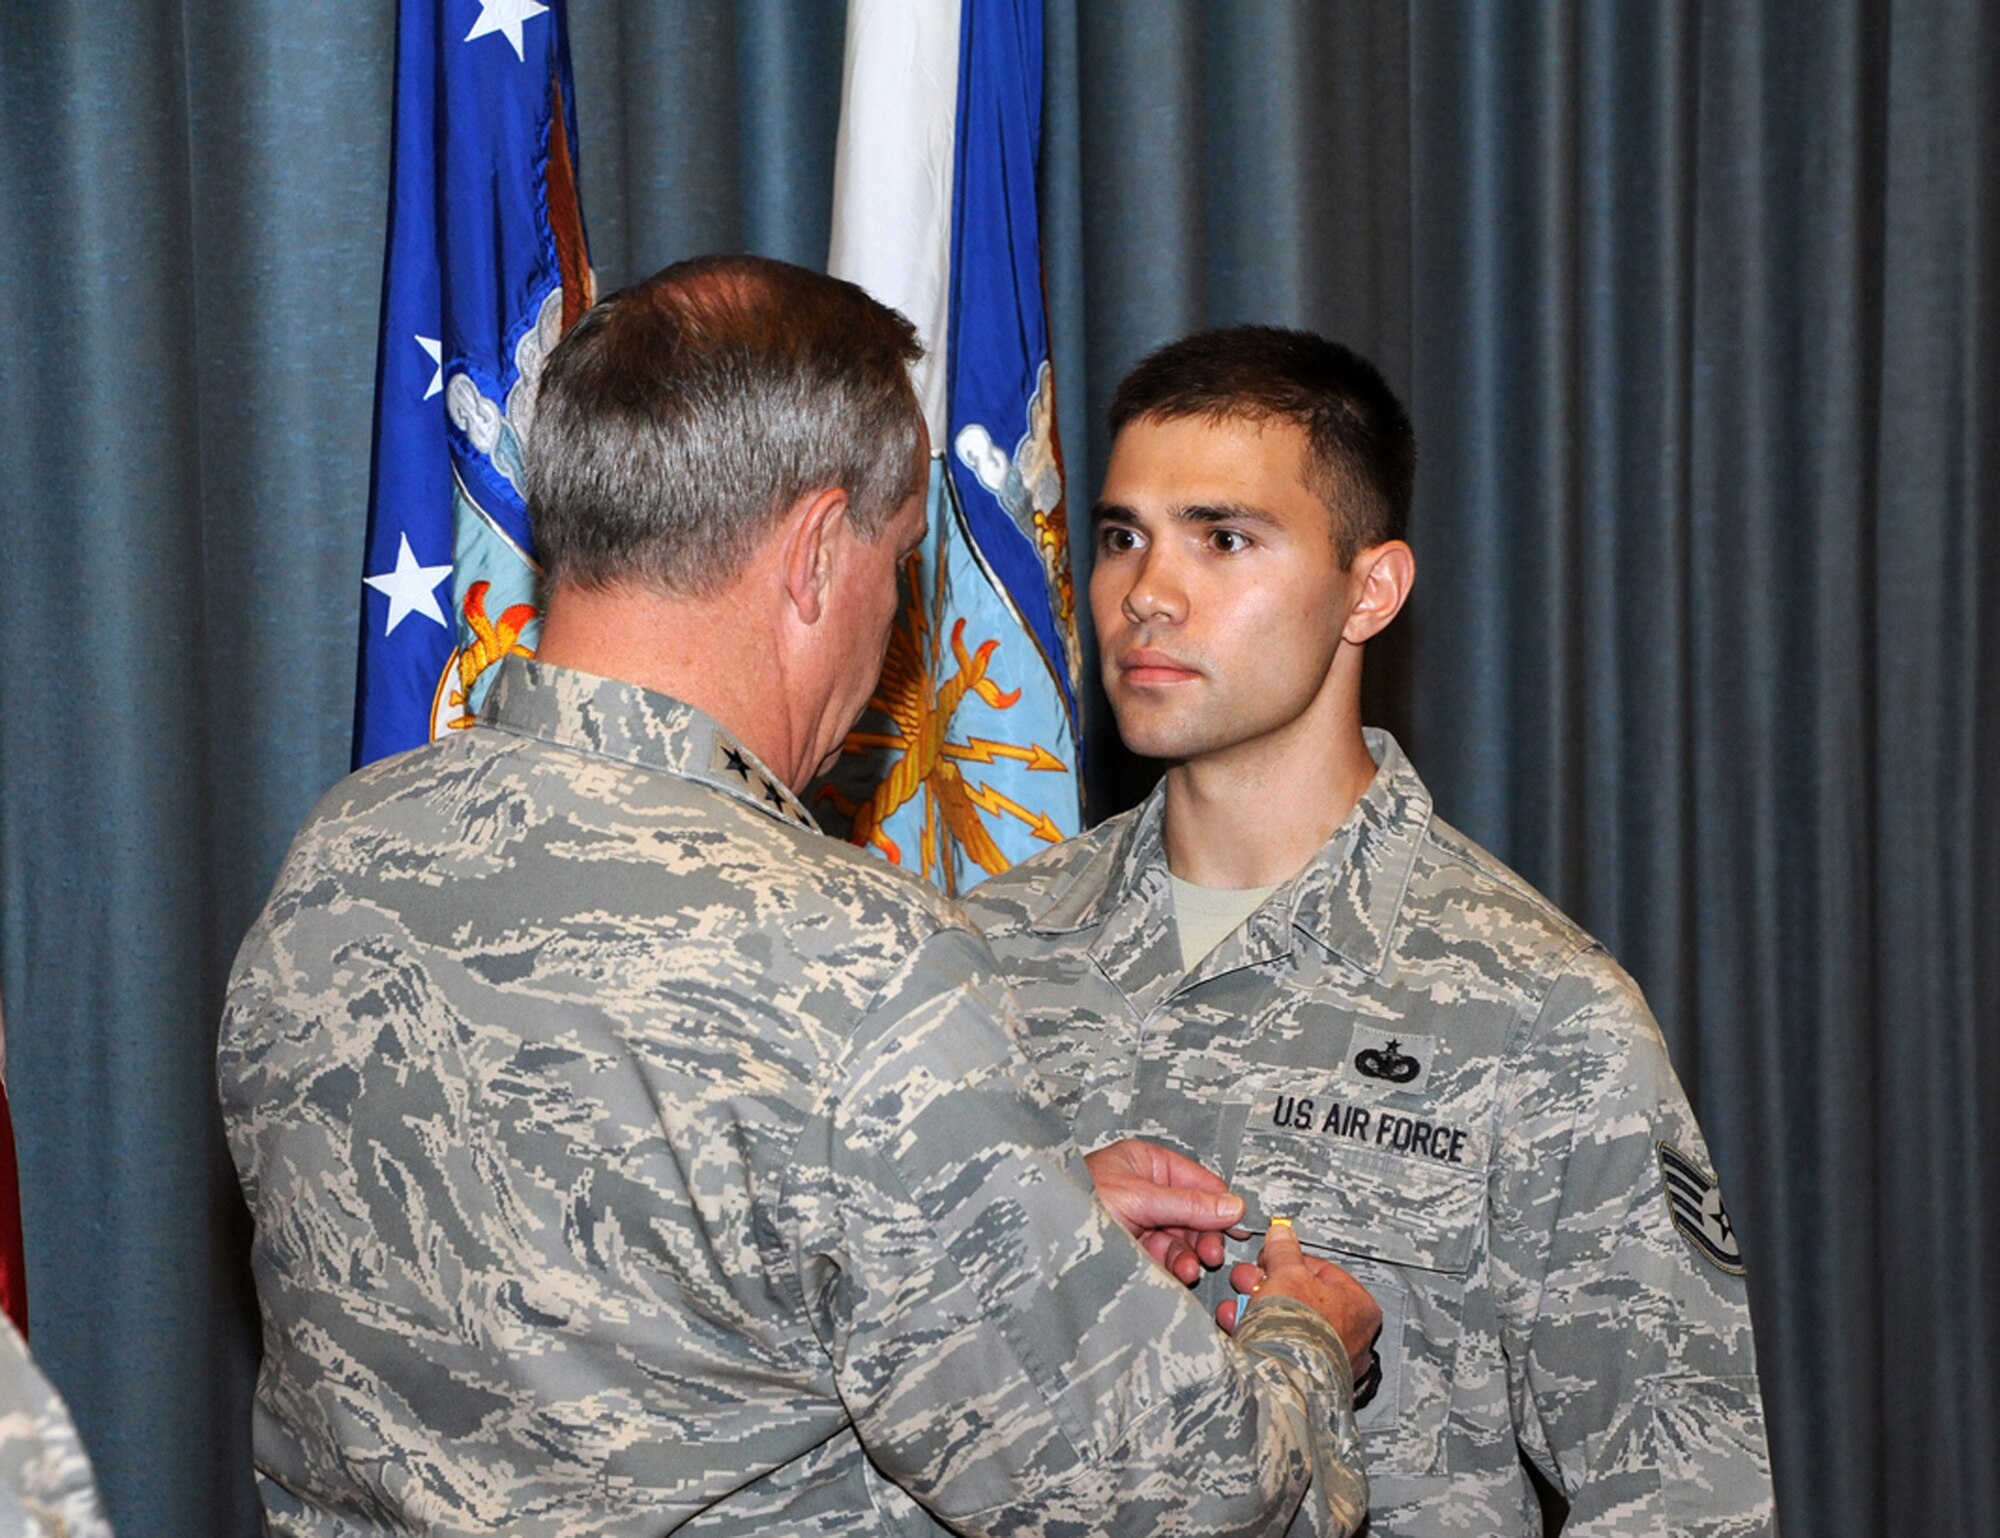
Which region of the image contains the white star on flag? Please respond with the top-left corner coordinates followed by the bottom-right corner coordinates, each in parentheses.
top-left (464, 0), bottom-right (549, 63)
top-left (416, 335), bottom-right (444, 400)
top-left (364, 533), bottom-right (454, 636)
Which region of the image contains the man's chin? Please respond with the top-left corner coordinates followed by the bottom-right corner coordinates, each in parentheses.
top-left (1113, 723), bottom-right (1203, 764)
top-left (1106, 701), bottom-right (1192, 760)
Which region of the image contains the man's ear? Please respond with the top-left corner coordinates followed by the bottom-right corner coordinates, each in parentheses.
top-left (1342, 539), bottom-right (1416, 645)
top-left (778, 487), bottom-right (851, 627)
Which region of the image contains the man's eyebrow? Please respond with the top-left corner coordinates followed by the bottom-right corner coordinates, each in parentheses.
top-left (1177, 501), bottom-right (1283, 528)
top-left (1089, 499), bottom-right (1283, 528)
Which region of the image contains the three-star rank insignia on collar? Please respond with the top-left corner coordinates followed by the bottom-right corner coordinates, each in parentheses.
top-left (1658, 1141), bottom-right (1747, 1275)
top-left (709, 738), bottom-right (808, 826)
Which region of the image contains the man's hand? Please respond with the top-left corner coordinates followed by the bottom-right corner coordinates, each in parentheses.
top-left (1218, 1219), bottom-right (1381, 1383)
top-left (1085, 1138), bottom-right (1245, 1286)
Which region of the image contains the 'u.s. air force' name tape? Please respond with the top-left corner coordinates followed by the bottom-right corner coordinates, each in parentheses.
top-left (1658, 1140), bottom-right (1746, 1275)
top-left (1268, 1092), bottom-right (1472, 1165)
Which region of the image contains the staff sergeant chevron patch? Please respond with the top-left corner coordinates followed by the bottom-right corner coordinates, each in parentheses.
top-left (1658, 1141), bottom-right (1746, 1276)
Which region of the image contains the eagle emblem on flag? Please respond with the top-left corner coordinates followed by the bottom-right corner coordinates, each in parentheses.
top-left (814, 0), bottom-right (1083, 895)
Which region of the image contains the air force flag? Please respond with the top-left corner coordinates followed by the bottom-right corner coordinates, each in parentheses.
top-left (354, 0), bottom-right (592, 766)
top-left (817, 0), bottom-right (1084, 895)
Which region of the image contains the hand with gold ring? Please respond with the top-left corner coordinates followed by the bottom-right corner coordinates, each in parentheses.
top-left (1217, 1217), bottom-right (1382, 1385)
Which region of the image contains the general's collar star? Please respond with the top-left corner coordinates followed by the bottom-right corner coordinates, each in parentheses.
top-left (705, 735), bottom-right (809, 826)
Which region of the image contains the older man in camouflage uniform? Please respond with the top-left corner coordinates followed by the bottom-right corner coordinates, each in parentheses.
top-left (962, 327), bottom-right (1779, 1537)
top-left (220, 259), bottom-right (1380, 1536)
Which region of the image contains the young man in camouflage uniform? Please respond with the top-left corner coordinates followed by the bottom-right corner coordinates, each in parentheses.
top-left (219, 259), bottom-right (1382, 1536)
top-left (962, 327), bottom-right (1780, 1537)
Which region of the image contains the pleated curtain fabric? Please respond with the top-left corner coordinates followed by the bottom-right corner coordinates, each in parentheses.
top-left (0, 3), bottom-right (1993, 1534)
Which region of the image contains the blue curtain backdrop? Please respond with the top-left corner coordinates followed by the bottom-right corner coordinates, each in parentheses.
top-left (2, 3), bottom-right (1994, 1535)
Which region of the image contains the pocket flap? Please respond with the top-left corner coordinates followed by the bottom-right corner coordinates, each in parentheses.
top-left (1234, 1125), bottom-right (1483, 1275)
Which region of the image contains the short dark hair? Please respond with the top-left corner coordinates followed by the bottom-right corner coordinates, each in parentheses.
top-left (527, 254), bottom-right (926, 595)
top-left (1108, 325), bottom-right (1415, 562)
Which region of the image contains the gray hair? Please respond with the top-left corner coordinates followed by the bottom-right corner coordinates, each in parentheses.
top-left (527, 254), bottom-right (927, 595)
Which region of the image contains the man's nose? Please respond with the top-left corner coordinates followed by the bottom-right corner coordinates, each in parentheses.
top-left (1120, 547), bottom-right (1187, 625)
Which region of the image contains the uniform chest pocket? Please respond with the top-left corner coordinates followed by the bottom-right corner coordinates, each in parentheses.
top-left (1230, 1116), bottom-right (1485, 1479)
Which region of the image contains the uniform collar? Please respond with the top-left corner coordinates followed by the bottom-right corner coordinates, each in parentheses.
top-left (1284, 729), bottom-right (1432, 976)
top-left (478, 657), bottom-right (819, 832)
top-left (1026, 729), bottom-right (1430, 979)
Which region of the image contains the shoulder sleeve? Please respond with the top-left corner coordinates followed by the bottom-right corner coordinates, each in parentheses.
top-left (778, 924), bottom-right (1367, 1537)
top-left (1490, 949), bottom-right (1778, 1537)
top-left (954, 855), bottom-right (1058, 941)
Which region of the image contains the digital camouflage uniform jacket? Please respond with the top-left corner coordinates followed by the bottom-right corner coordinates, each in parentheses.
top-left (0, 1317), bottom-right (114, 1538)
top-left (961, 731), bottom-right (1778, 1538)
top-left (219, 658), bottom-right (1368, 1538)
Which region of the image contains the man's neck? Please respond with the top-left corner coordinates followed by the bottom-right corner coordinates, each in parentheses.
top-left (534, 578), bottom-right (812, 786)
top-left (1160, 719), bottom-right (1379, 889)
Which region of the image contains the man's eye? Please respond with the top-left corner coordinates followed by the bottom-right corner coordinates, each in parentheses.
top-left (1210, 529), bottom-right (1251, 553)
top-left (1099, 527), bottom-right (1141, 553)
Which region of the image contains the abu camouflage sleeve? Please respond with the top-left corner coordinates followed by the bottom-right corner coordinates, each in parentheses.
top-left (777, 927), bottom-right (1366, 1538)
top-left (1490, 950), bottom-right (1778, 1538)
top-left (1231, 1299), bottom-right (1369, 1537)
top-left (0, 1318), bottom-right (115, 1538)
